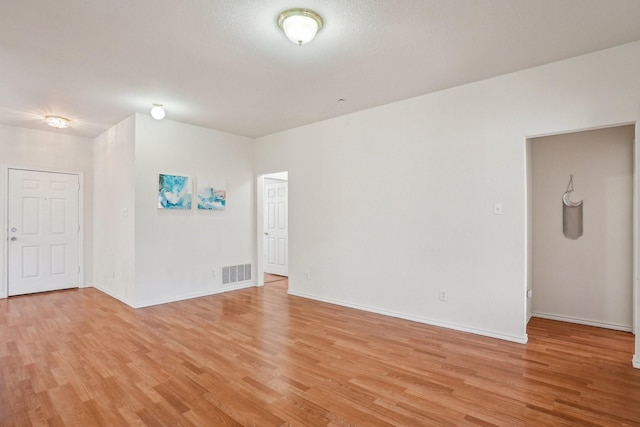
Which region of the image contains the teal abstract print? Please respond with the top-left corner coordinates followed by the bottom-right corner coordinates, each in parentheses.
top-left (158, 174), bottom-right (192, 209)
top-left (197, 186), bottom-right (226, 210)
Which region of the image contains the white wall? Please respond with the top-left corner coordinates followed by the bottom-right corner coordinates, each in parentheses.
top-left (93, 115), bottom-right (136, 304)
top-left (0, 124), bottom-right (93, 297)
top-left (255, 41), bottom-right (640, 349)
top-left (531, 126), bottom-right (634, 330)
top-left (133, 114), bottom-right (255, 307)
top-left (92, 114), bottom-right (256, 308)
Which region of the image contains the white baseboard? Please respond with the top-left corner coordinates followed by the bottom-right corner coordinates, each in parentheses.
top-left (288, 290), bottom-right (528, 344)
top-left (133, 282), bottom-right (255, 309)
top-left (532, 311), bottom-right (633, 332)
top-left (633, 355), bottom-right (640, 369)
top-left (91, 282), bottom-right (256, 309)
top-left (91, 283), bottom-right (134, 307)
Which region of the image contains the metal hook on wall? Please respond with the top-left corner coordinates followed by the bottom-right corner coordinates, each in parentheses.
top-left (563, 174), bottom-right (582, 207)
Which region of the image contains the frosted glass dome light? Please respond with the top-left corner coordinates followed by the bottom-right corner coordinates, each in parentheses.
top-left (44, 115), bottom-right (70, 129)
top-left (150, 104), bottom-right (165, 120)
top-left (278, 9), bottom-right (323, 45)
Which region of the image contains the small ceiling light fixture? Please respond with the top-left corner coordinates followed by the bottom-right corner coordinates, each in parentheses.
top-left (150, 104), bottom-right (165, 120)
top-left (44, 115), bottom-right (70, 129)
top-left (277, 8), bottom-right (323, 46)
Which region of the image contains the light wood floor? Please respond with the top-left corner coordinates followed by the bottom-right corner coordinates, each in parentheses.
top-left (1, 276), bottom-right (639, 426)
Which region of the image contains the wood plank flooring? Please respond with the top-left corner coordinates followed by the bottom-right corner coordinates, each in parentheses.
top-left (1, 276), bottom-right (639, 426)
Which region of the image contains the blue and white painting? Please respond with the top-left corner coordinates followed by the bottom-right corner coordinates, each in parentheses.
top-left (197, 186), bottom-right (226, 210)
top-left (158, 174), bottom-right (192, 209)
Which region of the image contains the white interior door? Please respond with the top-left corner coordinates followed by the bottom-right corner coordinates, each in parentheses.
top-left (264, 180), bottom-right (288, 276)
top-left (8, 169), bottom-right (80, 296)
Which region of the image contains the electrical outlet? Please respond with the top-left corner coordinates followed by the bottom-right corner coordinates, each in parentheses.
top-left (494, 202), bottom-right (503, 215)
top-left (439, 290), bottom-right (448, 302)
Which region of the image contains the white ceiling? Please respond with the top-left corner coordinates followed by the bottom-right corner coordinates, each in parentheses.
top-left (2, 0), bottom-right (640, 139)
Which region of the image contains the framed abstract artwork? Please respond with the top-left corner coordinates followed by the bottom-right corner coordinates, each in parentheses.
top-left (158, 174), bottom-right (192, 209)
top-left (197, 186), bottom-right (226, 210)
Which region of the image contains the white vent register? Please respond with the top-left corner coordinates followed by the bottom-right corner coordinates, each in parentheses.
top-left (222, 264), bottom-right (252, 286)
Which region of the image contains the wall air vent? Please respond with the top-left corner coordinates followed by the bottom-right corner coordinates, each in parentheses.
top-left (222, 264), bottom-right (252, 286)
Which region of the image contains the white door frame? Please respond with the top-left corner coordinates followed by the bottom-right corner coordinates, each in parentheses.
top-left (263, 178), bottom-right (288, 277)
top-left (256, 171), bottom-right (288, 287)
top-left (1, 165), bottom-right (84, 299)
top-left (524, 121), bottom-right (638, 367)
top-left (634, 123), bottom-right (639, 368)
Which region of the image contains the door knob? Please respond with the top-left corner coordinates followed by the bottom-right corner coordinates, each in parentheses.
top-left (11, 227), bottom-right (17, 232)
top-left (10, 237), bottom-right (17, 241)
top-left (264, 232), bottom-right (268, 236)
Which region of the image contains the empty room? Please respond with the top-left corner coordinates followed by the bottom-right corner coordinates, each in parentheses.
top-left (1, 1), bottom-right (640, 425)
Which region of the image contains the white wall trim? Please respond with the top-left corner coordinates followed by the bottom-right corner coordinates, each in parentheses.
top-left (289, 289), bottom-right (528, 344)
top-left (1, 165), bottom-right (85, 299)
top-left (265, 171), bottom-right (288, 181)
top-left (0, 164), bottom-right (7, 299)
top-left (91, 283), bottom-right (133, 307)
top-left (77, 172), bottom-right (85, 288)
top-left (256, 174), bottom-right (265, 286)
top-left (93, 281), bottom-right (258, 310)
top-left (532, 311), bottom-right (633, 332)
top-left (133, 282), bottom-right (256, 309)
top-left (634, 125), bottom-right (639, 343)
top-left (525, 121), bottom-right (636, 139)
top-left (633, 354), bottom-right (640, 369)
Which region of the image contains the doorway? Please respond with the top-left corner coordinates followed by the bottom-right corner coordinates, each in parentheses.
top-left (527, 125), bottom-right (635, 332)
top-left (258, 172), bottom-right (289, 286)
top-left (5, 168), bottom-right (82, 296)
top-left (264, 273), bottom-right (288, 292)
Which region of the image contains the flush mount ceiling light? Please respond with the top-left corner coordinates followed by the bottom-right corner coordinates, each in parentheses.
top-left (44, 115), bottom-right (70, 129)
top-left (150, 104), bottom-right (165, 120)
top-left (277, 8), bottom-right (323, 45)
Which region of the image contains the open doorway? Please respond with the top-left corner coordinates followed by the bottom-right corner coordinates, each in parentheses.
top-left (526, 125), bottom-right (636, 336)
top-left (258, 172), bottom-right (288, 288)
top-left (264, 273), bottom-right (288, 292)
